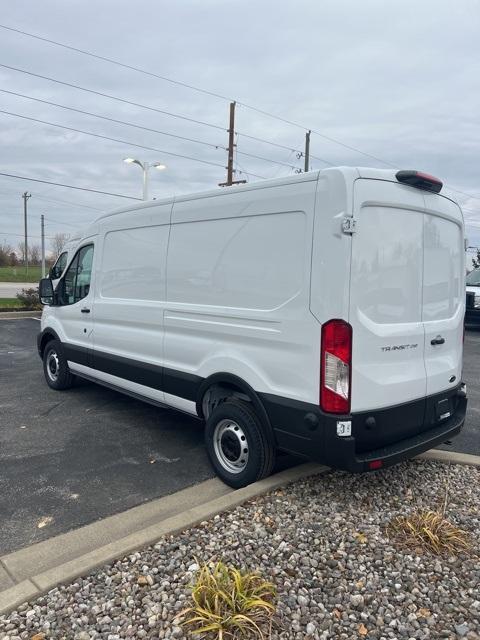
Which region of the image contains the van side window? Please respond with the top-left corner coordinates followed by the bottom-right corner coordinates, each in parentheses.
top-left (61, 245), bottom-right (94, 305)
top-left (51, 251), bottom-right (68, 279)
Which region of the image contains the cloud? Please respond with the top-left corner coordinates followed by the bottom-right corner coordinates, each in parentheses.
top-left (0, 0), bottom-right (479, 251)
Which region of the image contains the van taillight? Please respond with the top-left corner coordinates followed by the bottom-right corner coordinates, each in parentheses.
top-left (320, 319), bottom-right (352, 414)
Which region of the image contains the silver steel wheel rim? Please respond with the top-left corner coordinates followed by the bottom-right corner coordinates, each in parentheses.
top-left (46, 350), bottom-right (60, 382)
top-left (213, 419), bottom-right (249, 474)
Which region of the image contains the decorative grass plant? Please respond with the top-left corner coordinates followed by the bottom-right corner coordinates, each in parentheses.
top-left (180, 561), bottom-right (276, 639)
top-left (389, 509), bottom-right (470, 555)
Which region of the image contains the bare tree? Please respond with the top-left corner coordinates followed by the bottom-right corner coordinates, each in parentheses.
top-left (29, 244), bottom-right (41, 265)
top-left (0, 241), bottom-right (13, 267)
top-left (50, 233), bottom-right (70, 259)
top-left (17, 241), bottom-right (26, 264)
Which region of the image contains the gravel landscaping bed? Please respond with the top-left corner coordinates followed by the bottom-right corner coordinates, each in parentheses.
top-left (1, 460), bottom-right (479, 640)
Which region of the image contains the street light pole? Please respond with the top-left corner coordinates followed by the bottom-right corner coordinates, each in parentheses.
top-left (142, 161), bottom-right (150, 201)
top-left (41, 214), bottom-right (46, 278)
top-left (123, 158), bottom-right (166, 201)
top-left (22, 192), bottom-right (31, 275)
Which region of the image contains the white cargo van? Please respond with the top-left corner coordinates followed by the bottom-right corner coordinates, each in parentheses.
top-left (38, 168), bottom-right (467, 488)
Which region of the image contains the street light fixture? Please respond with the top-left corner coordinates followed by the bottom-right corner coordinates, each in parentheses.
top-left (123, 158), bottom-right (166, 200)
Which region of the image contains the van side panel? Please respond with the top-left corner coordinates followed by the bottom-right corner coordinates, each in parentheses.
top-left (90, 203), bottom-right (171, 401)
top-left (164, 181), bottom-right (320, 405)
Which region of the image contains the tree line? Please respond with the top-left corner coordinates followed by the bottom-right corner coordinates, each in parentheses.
top-left (0, 233), bottom-right (70, 267)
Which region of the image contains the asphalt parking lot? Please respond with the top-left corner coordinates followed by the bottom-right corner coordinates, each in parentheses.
top-left (0, 318), bottom-right (479, 556)
top-left (0, 318), bottom-right (215, 556)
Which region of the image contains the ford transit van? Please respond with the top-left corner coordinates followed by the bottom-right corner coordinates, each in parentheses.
top-left (37, 168), bottom-right (467, 487)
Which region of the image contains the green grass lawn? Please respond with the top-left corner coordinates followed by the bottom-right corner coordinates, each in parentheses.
top-left (0, 297), bottom-right (41, 311)
top-left (0, 298), bottom-right (24, 309)
top-left (0, 265), bottom-right (42, 282)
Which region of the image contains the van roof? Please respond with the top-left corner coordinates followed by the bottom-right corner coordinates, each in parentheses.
top-left (95, 168), bottom-right (326, 223)
top-left (83, 166), bottom-right (458, 236)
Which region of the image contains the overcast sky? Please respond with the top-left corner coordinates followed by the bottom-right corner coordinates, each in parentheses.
top-left (1, 0), bottom-right (479, 258)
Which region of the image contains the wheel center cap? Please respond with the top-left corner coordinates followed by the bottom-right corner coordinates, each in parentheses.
top-left (221, 431), bottom-right (241, 461)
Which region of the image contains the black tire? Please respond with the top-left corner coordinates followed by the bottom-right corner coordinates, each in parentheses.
top-left (42, 339), bottom-right (75, 390)
top-left (205, 400), bottom-right (275, 488)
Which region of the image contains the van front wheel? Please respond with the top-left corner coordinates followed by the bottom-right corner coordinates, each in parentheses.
top-left (43, 339), bottom-right (75, 390)
top-left (205, 400), bottom-right (275, 488)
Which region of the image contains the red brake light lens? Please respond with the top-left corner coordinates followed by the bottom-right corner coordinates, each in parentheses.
top-left (396, 170), bottom-right (443, 193)
top-left (320, 319), bottom-right (352, 414)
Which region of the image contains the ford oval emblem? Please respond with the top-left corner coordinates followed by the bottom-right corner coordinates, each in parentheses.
top-left (449, 375), bottom-right (456, 383)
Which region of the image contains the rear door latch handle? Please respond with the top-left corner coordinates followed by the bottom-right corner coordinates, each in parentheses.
top-left (81, 307), bottom-right (91, 314)
top-left (431, 335), bottom-right (445, 345)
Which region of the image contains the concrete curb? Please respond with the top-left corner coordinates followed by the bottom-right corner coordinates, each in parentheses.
top-left (416, 449), bottom-right (480, 467)
top-left (0, 462), bottom-right (327, 616)
top-left (0, 311), bottom-right (42, 319)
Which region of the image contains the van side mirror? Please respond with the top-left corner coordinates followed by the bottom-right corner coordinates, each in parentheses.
top-left (39, 278), bottom-right (54, 305)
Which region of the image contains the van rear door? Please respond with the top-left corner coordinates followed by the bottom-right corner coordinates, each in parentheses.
top-left (349, 178), bottom-right (464, 414)
top-left (422, 193), bottom-right (464, 397)
top-left (349, 179), bottom-right (427, 412)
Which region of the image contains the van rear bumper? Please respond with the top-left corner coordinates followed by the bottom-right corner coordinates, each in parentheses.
top-left (260, 385), bottom-right (467, 472)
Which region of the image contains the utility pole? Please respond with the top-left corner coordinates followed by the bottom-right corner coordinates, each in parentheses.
top-left (304, 130), bottom-right (311, 172)
top-left (219, 101), bottom-right (246, 187)
top-left (41, 214), bottom-right (46, 278)
top-left (22, 192), bottom-right (31, 274)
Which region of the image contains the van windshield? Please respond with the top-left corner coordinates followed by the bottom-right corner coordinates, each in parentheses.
top-left (466, 267), bottom-right (480, 286)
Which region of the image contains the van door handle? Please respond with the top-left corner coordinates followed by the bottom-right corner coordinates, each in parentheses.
top-left (81, 307), bottom-right (91, 314)
top-left (431, 336), bottom-right (445, 346)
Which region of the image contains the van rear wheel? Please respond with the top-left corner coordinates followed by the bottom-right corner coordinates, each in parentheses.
top-left (205, 400), bottom-right (275, 488)
top-left (43, 339), bottom-right (75, 390)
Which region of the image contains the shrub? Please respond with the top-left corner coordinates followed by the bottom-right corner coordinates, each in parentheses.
top-left (16, 287), bottom-right (41, 310)
top-left (180, 561), bottom-right (276, 638)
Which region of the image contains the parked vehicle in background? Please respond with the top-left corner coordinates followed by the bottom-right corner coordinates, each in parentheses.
top-left (37, 167), bottom-right (467, 488)
top-left (466, 267), bottom-right (480, 328)
top-left (49, 234), bottom-right (82, 287)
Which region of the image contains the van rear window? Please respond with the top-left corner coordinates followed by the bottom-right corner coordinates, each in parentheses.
top-left (351, 206), bottom-right (423, 324)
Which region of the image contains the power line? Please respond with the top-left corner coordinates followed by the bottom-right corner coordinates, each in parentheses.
top-left (0, 89), bottom-right (299, 171)
top-left (235, 148), bottom-right (299, 170)
top-left (0, 109), bottom-right (228, 170)
top-left (44, 216), bottom-right (85, 228)
top-left (0, 23), bottom-right (234, 103)
top-left (33, 193), bottom-right (103, 211)
top-left (1, 38), bottom-right (476, 199)
top-left (224, 130), bottom-right (333, 166)
top-left (1, 229), bottom-right (56, 239)
top-left (0, 171), bottom-right (142, 199)
top-left (0, 63), bottom-right (331, 171)
top-left (0, 88), bottom-right (224, 151)
top-left (0, 63), bottom-right (331, 172)
top-left (5, 23), bottom-right (477, 184)
top-left (235, 103), bottom-right (398, 168)
top-left (0, 63), bottom-right (226, 132)
top-left (0, 23), bottom-right (394, 167)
